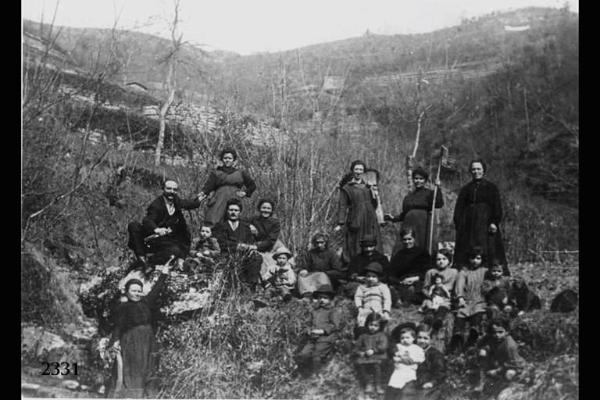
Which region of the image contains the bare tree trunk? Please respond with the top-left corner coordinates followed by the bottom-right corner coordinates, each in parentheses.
top-left (154, 0), bottom-right (182, 166)
top-left (155, 63), bottom-right (176, 166)
top-left (406, 110), bottom-right (426, 191)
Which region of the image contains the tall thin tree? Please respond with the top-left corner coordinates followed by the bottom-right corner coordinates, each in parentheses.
top-left (155, 0), bottom-right (183, 166)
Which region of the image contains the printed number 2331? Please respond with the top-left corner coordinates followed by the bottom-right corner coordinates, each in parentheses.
top-left (41, 362), bottom-right (78, 375)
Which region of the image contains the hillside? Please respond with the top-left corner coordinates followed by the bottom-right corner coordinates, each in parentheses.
top-left (21, 7), bottom-right (578, 398)
top-left (24, 7), bottom-right (577, 100)
top-left (22, 19), bottom-right (216, 100)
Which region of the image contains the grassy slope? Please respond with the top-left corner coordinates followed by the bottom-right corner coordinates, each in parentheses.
top-left (151, 259), bottom-right (578, 399)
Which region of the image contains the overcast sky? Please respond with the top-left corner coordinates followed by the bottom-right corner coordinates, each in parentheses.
top-left (22, 0), bottom-right (578, 55)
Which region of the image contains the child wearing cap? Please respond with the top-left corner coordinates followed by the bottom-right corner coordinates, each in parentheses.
top-left (354, 262), bottom-right (391, 330)
top-left (263, 246), bottom-right (296, 301)
top-left (296, 284), bottom-right (342, 376)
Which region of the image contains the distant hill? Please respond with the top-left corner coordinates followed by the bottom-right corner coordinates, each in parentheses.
top-left (212, 7), bottom-right (577, 112)
top-left (23, 6), bottom-right (577, 107)
top-left (22, 19), bottom-right (217, 101)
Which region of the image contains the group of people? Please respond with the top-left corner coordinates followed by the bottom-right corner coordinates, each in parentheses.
top-left (110, 149), bottom-right (528, 398)
top-left (297, 243), bottom-right (530, 399)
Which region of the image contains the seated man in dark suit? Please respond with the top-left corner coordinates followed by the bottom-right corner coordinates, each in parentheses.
top-left (127, 179), bottom-right (202, 267)
top-left (212, 198), bottom-right (262, 287)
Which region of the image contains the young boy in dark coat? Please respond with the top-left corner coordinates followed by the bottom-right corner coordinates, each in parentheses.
top-left (395, 324), bottom-right (447, 400)
top-left (474, 317), bottom-right (525, 392)
top-left (296, 284), bottom-right (342, 376)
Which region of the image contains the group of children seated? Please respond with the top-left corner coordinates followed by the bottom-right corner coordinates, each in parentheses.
top-left (293, 244), bottom-right (531, 398)
top-left (179, 224), bottom-right (532, 398)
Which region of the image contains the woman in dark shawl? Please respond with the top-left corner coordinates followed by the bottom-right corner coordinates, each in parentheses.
top-left (453, 159), bottom-right (508, 274)
top-left (386, 227), bottom-right (432, 306)
top-left (107, 263), bottom-right (172, 398)
top-left (199, 148), bottom-right (256, 226)
top-left (385, 167), bottom-right (444, 255)
top-left (334, 160), bottom-right (383, 264)
top-left (247, 199), bottom-right (294, 279)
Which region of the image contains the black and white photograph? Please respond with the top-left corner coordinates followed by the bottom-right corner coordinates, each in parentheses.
top-left (21, 0), bottom-right (579, 398)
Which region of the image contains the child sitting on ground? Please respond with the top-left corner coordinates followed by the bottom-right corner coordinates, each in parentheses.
top-left (384, 326), bottom-right (425, 400)
top-left (415, 324), bottom-right (447, 391)
top-left (353, 312), bottom-right (389, 395)
top-left (398, 324), bottom-right (448, 398)
top-left (420, 273), bottom-right (451, 329)
top-left (482, 259), bottom-right (514, 320)
top-left (263, 246), bottom-right (296, 301)
top-left (296, 284), bottom-right (342, 376)
top-left (186, 225), bottom-right (220, 270)
top-left (354, 262), bottom-right (391, 334)
top-left (450, 246), bottom-right (488, 353)
top-left (421, 249), bottom-right (457, 329)
top-left (474, 317), bottom-right (525, 392)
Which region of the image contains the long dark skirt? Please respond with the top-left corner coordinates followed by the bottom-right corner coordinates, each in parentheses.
top-left (454, 203), bottom-right (507, 271)
top-left (109, 324), bottom-right (157, 399)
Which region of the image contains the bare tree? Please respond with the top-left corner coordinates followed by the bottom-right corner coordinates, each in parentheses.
top-left (155, 0), bottom-right (184, 166)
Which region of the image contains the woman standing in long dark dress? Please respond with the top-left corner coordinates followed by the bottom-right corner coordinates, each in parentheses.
top-left (108, 264), bottom-right (171, 398)
top-left (335, 160), bottom-right (383, 264)
top-left (199, 148), bottom-right (256, 226)
top-left (453, 159), bottom-right (508, 274)
top-left (385, 167), bottom-right (444, 255)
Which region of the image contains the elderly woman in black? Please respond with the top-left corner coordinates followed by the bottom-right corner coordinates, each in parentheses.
top-left (107, 263), bottom-right (172, 398)
top-left (199, 148), bottom-right (256, 226)
top-left (386, 227), bottom-right (432, 307)
top-left (453, 159), bottom-right (508, 274)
